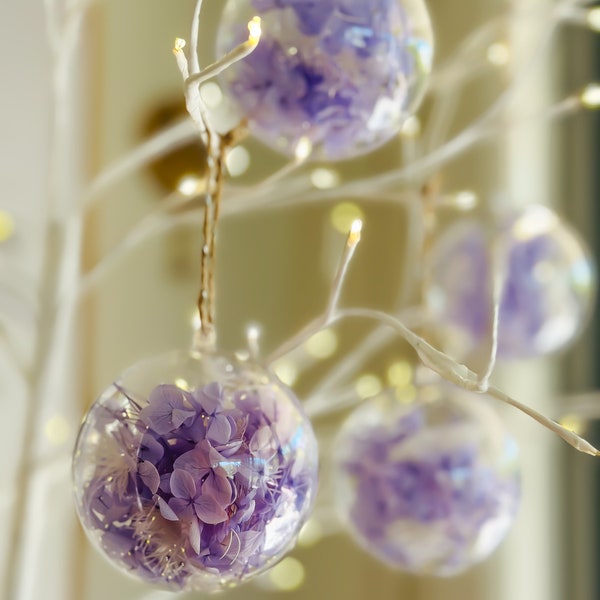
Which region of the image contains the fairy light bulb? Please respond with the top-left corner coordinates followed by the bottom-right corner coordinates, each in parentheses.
top-left (216, 0), bottom-right (434, 161)
top-left (247, 16), bottom-right (262, 44)
top-left (73, 350), bottom-right (319, 591)
top-left (581, 83), bottom-right (600, 109)
top-left (334, 386), bottom-right (520, 576)
top-left (587, 8), bottom-right (600, 32)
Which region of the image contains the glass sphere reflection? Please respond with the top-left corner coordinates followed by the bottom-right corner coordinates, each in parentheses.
top-left (72, 349), bottom-right (318, 591)
top-left (216, 0), bottom-right (434, 161)
top-left (334, 386), bottom-right (520, 576)
top-left (425, 205), bottom-right (596, 359)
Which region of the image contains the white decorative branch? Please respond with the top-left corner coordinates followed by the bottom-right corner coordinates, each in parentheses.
top-left (83, 119), bottom-right (197, 204)
top-left (336, 307), bottom-right (600, 456)
top-left (267, 221), bottom-right (362, 364)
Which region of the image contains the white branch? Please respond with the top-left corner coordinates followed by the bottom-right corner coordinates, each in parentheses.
top-left (304, 386), bottom-right (359, 419)
top-left (0, 322), bottom-right (28, 379)
top-left (83, 119), bottom-right (196, 204)
top-left (308, 307), bottom-right (424, 399)
top-left (334, 307), bottom-right (599, 456)
top-left (267, 221), bottom-right (363, 364)
top-left (220, 93), bottom-right (581, 218)
top-left (76, 202), bottom-right (203, 300)
top-left (189, 0), bottom-right (203, 75)
top-left (326, 220), bottom-right (362, 320)
top-left (185, 30), bottom-right (261, 89)
top-left (478, 234), bottom-right (504, 391)
top-left (488, 385), bottom-right (600, 456)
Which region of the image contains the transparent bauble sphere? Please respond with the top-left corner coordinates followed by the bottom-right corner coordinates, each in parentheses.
top-left (216, 0), bottom-right (434, 161)
top-left (72, 349), bottom-right (319, 591)
top-left (425, 205), bottom-right (596, 359)
top-left (334, 385), bottom-right (520, 576)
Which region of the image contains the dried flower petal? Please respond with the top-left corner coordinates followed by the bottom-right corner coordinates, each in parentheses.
top-left (157, 496), bottom-right (179, 521)
top-left (170, 469), bottom-right (197, 499)
top-left (207, 413), bottom-right (233, 445)
top-left (173, 443), bottom-right (213, 480)
top-left (139, 433), bottom-right (165, 464)
top-left (202, 468), bottom-right (234, 507)
top-left (138, 460), bottom-right (160, 494)
top-left (193, 381), bottom-right (223, 415)
top-left (194, 494), bottom-right (229, 524)
top-left (189, 517), bottom-right (202, 555)
top-left (140, 385), bottom-right (197, 434)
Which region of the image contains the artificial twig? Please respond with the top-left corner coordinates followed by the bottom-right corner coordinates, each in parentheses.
top-left (83, 119), bottom-right (196, 205)
top-left (267, 221), bottom-right (363, 364)
top-left (477, 235), bottom-right (504, 392)
top-left (185, 18), bottom-right (262, 90)
top-left (336, 307), bottom-right (600, 456)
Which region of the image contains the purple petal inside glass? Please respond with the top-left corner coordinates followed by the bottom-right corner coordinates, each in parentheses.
top-left (73, 357), bottom-right (318, 592)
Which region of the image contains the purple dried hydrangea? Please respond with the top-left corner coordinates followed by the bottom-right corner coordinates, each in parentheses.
top-left (216, 0), bottom-right (433, 160)
top-left (334, 389), bottom-right (520, 576)
top-left (425, 205), bottom-right (596, 359)
top-left (73, 352), bottom-right (318, 591)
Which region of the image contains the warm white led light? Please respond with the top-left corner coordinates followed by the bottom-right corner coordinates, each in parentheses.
top-left (355, 374), bottom-right (383, 399)
top-left (247, 16), bottom-right (262, 44)
top-left (294, 136), bottom-right (313, 160)
top-left (200, 82), bottom-right (223, 108)
top-left (330, 202), bottom-right (364, 235)
top-left (305, 329), bottom-right (338, 360)
top-left (0, 210), bottom-right (15, 242)
top-left (268, 557), bottom-right (305, 591)
top-left (581, 83), bottom-right (600, 109)
top-left (225, 146), bottom-right (251, 177)
top-left (486, 42), bottom-right (510, 66)
top-left (587, 7), bottom-right (600, 31)
top-left (310, 168), bottom-right (340, 190)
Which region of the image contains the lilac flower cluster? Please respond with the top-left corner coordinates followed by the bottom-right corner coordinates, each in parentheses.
top-left (425, 206), bottom-right (596, 359)
top-left (74, 377), bottom-right (318, 591)
top-left (335, 393), bottom-right (520, 576)
top-left (217, 0), bottom-right (433, 160)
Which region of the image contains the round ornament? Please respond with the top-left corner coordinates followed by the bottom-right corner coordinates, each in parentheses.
top-left (334, 386), bottom-right (520, 576)
top-left (216, 0), bottom-right (434, 161)
top-left (425, 204), bottom-right (596, 359)
top-left (73, 349), bottom-right (319, 591)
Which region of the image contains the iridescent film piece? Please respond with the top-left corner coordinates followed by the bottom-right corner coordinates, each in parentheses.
top-left (217, 0), bottom-right (434, 160)
top-left (334, 386), bottom-right (520, 576)
top-left (72, 350), bottom-right (319, 591)
top-left (425, 204), bottom-right (596, 359)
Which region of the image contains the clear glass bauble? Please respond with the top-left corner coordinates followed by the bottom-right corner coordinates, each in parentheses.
top-left (425, 204), bottom-right (596, 359)
top-left (72, 349), bottom-right (319, 591)
top-left (216, 0), bottom-right (434, 161)
top-left (334, 385), bottom-right (520, 576)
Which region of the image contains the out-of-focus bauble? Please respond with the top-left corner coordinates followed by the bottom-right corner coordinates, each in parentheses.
top-left (425, 205), bottom-right (596, 359)
top-left (334, 385), bottom-right (520, 576)
top-left (216, 0), bottom-right (434, 160)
